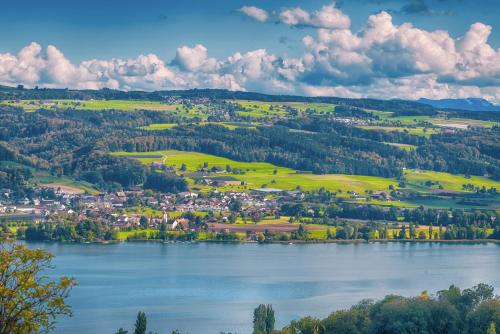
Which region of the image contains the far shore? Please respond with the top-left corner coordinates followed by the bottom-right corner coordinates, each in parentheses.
top-left (22, 238), bottom-right (500, 245)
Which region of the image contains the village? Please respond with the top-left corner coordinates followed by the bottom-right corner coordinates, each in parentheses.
top-left (0, 184), bottom-right (300, 233)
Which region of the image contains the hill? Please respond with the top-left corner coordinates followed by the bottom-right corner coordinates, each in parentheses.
top-left (419, 98), bottom-right (500, 112)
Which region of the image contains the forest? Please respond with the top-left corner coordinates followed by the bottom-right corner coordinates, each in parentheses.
top-left (1, 100), bottom-right (498, 198)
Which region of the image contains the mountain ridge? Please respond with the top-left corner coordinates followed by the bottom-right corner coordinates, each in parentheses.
top-left (418, 98), bottom-right (500, 112)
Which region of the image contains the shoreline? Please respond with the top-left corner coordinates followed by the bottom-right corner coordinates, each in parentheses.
top-left (21, 238), bottom-right (500, 245)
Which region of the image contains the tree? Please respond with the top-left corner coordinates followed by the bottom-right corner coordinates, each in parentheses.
top-left (139, 216), bottom-right (149, 229)
top-left (159, 222), bottom-right (168, 241)
top-left (398, 225), bottom-right (407, 239)
top-left (143, 172), bottom-right (187, 193)
top-left (321, 300), bottom-right (372, 334)
top-left (115, 328), bottom-right (128, 334)
top-left (488, 323), bottom-right (497, 334)
top-left (0, 240), bottom-right (76, 334)
top-left (253, 304), bottom-right (274, 334)
top-left (409, 223), bottom-right (416, 239)
top-left (133, 311), bottom-right (147, 334)
top-left (466, 299), bottom-right (500, 334)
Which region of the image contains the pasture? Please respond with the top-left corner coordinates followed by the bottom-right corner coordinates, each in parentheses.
top-left (358, 125), bottom-right (439, 137)
top-left (114, 150), bottom-right (399, 194)
top-left (231, 100), bottom-right (335, 118)
top-left (0, 161), bottom-right (99, 194)
top-left (141, 123), bottom-right (178, 130)
top-left (1, 99), bottom-right (180, 111)
top-left (114, 150), bottom-right (500, 207)
top-left (383, 142), bottom-right (417, 151)
top-left (0, 99), bottom-right (209, 119)
top-left (403, 169), bottom-right (500, 193)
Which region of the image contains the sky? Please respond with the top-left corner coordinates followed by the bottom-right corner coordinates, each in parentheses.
top-left (1, 0), bottom-right (500, 102)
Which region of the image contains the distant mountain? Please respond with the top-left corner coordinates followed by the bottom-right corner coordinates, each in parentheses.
top-left (418, 98), bottom-right (500, 112)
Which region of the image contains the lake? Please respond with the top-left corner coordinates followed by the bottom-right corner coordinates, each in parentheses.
top-left (27, 241), bottom-right (500, 334)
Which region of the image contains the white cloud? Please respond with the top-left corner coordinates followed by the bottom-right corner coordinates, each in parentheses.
top-left (1, 3), bottom-right (500, 104)
top-left (279, 2), bottom-right (351, 30)
top-left (239, 6), bottom-right (269, 22)
top-left (173, 44), bottom-right (218, 73)
top-left (297, 9), bottom-right (500, 102)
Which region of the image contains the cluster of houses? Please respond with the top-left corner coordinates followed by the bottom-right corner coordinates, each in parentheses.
top-left (113, 212), bottom-right (190, 230)
top-left (0, 188), bottom-right (75, 220)
top-left (331, 117), bottom-right (368, 126)
top-left (0, 184), bottom-right (292, 232)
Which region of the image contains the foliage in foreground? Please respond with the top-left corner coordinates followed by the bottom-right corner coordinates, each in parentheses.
top-left (0, 240), bottom-right (76, 334)
top-left (115, 311), bottom-right (180, 334)
top-left (274, 284), bottom-right (499, 334)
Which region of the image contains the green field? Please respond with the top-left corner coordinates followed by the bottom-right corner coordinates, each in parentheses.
top-left (115, 150), bottom-right (398, 194)
top-left (117, 229), bottom-right (158, 240)
top-left (358, 125), bottom-right (439, 137)
top-left (404, 170), bottom-right (499, 193)
top-left (0, 161), bottom-right (99, 194)
top-left (1, 99), bottom-right (210, 119)
top-left (141, 123), bottom-right (178, 130)
top-left (64, 100), bottom-right (181, 111)
top-left (1, 99), bottom-right (180, 111)
top-left (384, 142), bottom-right (417, 151)
top-left (383, 115), bottom-right (433, 125)
top-left (114, 150), bottom-right (500, 197)
top-left (141, 122), bottom-right (261, 131)
top-left (231, 100), bottom-right (335, 118)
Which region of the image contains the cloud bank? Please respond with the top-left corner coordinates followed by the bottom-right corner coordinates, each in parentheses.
top-left (1, 2), bottom-right (500, 103)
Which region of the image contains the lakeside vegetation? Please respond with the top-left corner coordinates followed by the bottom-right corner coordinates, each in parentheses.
top-left (6, 206), bottom-right (497, 243)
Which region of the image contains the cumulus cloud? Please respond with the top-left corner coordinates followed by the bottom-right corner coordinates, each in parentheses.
top-left (0, 42), bottom-right (298, 94)
top-left (172, 44), bottom-right (218, 72)
top-left (298, 9), bottom-right (500, 99)
top-left (1, 2), bottom-right (500, 103)
top-left (239, 6), bottom-right (269, 22)
top-left (279, 2), bottom-right (351, 30)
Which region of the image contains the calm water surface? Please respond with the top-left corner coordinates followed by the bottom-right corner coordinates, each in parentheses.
top-left (27, 241), bottom-right (500, 334)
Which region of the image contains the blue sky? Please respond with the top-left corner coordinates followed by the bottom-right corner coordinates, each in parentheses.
top-left (1, 0), bottom-right (499, 102)
top-left (2, 0), bottom-right (499, 61)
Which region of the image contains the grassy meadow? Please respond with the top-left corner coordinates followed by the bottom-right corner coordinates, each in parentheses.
top-left (358, 125), bottom-right (439, 137)
top-left (231, 100), bottom-right (335, 118)
top-left (115, 150), bottom-right (399, 194)
top-left (113, 150), bottom-right (500, 199)
top-left (404, 170), bottom-right (500, 192)
top-left (383, 142), bottom-right (417, 151)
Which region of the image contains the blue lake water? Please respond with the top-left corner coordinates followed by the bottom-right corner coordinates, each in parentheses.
top-left (27, 241), bottom-right (500, 334)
